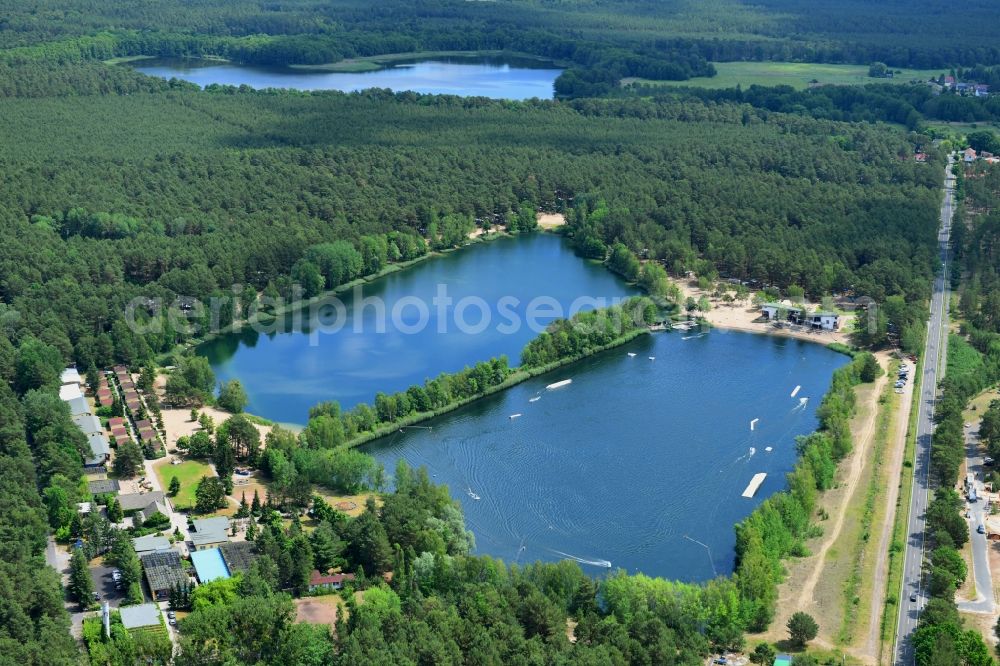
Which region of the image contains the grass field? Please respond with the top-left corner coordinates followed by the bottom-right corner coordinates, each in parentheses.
top-left (624, 61), bottom-right (941, 91)
top-left (928, 121), bottom-right (1000, 141)
top-left (157, 459), bottom-right (215, 510)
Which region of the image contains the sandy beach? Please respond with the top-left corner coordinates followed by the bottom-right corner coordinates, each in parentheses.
top-left (670, 276), bottom-right (854, 347)
top-left (537, 212), bottom-right (566, 229)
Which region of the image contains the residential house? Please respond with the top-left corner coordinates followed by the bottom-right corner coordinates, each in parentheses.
top-left (944, 75), bottom-right (955, 88)
top-left (914, 152), bottom-right (928, 162)
top-left (189, 516), bottom-right (231, 551)
top-left (760, 303), bottom-right (803, 322)
top-left (119, 603), bottom-right (164, 632)
top-left (66, 395), bottom-right (91, 417)
top-left (965, 148), bottom-right (978, 163)
top-left (60, 367), bottom-right (82, 386)
top-left (88, 478), bottom-right (120, 496)
top-left (119, 491), bottom-right (166, 513)
top-left (73, 414), bottom-right (103, 435)
top-left (59, 383), bottom-right (84, 401)
top-left (308, 570), bottom-right (356, 592)
top-left (140, 550), bottom-right (188, 600)
top-left (84, 433), bottom-right (111, 469)
top-left (137, 500), bottom-right (169, 525)
top-left (804, 311), bottom-right (840, 330)
top-left (97, 388), bottom-right (113, 407)
top-left (132, 534), bottom-right (171, 555)
top-left (219, 541), bottom-right (259, 574)
top-left (108, 417), bottom-right (126, 429)
top-left (975, 84), bottom-right (990, 97)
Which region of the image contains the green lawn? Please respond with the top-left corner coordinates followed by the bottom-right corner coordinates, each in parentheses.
top-left (624, 61), bottom-right (941, 91)
top-left (157, 460), bottom-right (215, 510)
top-left (926, 121), bottom-right (1000, 140)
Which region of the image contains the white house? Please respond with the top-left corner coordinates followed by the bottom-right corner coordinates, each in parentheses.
top-left (59, 383), bottom-right (84, 401)
top-left (761, 303), bottom-right (839, 330)
top-left (805, 312), bottom-right (840, 331)
top-left (66, 395), bottom-right (91, 417)
top-left (60, 367), bottom-right (82, 386)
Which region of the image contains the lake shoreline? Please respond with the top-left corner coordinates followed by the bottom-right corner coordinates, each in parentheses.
top-left (159, 228), bottom-right (526, 365)
top-left (344, 327), bottom-right (651, 445)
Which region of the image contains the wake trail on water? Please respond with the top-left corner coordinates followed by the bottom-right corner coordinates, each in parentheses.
top-left (547, 548), bottom-right (612, 568)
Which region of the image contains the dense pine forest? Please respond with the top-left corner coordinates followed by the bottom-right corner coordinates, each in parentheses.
top-left (1, 0), bottom-right (992, 663)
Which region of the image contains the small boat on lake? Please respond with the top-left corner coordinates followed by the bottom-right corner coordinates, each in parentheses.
top-left (510, 413), bottom-right (522, 419)
top-left (627, 352), bottom-right (637, 357)
top-left (467, 487), bottom-right (481, 500)
top-left (528, 396), bottom-right (540, 403)
top-left (546, 379), bottom-right (572, 390)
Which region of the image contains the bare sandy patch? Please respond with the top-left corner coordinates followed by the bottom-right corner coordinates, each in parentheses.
top-left (295, 595), bottom-right (342, 626)
top-left (153, 374), bottom-right (271, 452)
top-left (537, 212), bottom-right (566, 229)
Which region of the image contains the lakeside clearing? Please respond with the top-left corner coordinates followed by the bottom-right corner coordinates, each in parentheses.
top-left (669, 276), bottom-right (854, 348)
top-left (624, 61), bottom-right (940, 91)
top-left (290, 50), bottom-right (564, 73)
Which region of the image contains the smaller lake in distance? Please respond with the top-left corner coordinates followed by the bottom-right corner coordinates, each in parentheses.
top-left (364, 331), bottom-right (847, 581)
top-left (130, 56), bottom-right (562, 99)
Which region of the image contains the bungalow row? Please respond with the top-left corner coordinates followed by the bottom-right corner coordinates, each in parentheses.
top-left (60, 368), bottom-right (111, 469)
top-left (760, 304), bottom-right (840, 330)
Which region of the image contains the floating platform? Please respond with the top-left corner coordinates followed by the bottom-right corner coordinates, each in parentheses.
top-left (546, 379), bottom-right (572, 390)
top-left (742, 473), bottom-right (767, 498)
top-left (791, 385), bottom-right (801, 398)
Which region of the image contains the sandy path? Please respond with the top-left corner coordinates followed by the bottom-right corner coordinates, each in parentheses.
top-left (861, 362), bottom-right (914, 661)
top-left (796, 360), bottom-right (889, 610)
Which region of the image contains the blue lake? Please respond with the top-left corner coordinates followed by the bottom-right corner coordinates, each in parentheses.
top-left (200, 234), bottom-right (848, 579)
top-left (131, 56), bottom-right (561, 99)
top-left (365, 330), bottom-right (846, 580)
top-left (199, 234), bottom-right (639, 424)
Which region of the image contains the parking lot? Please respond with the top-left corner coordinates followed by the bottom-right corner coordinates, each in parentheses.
top-left (89, 561), bottom-right (125, 608)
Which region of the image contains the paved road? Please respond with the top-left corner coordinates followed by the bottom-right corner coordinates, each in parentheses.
top-left (957, 424), bottom-right (996, 613)
top-left (894, 156), bottom-right (954, 664)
